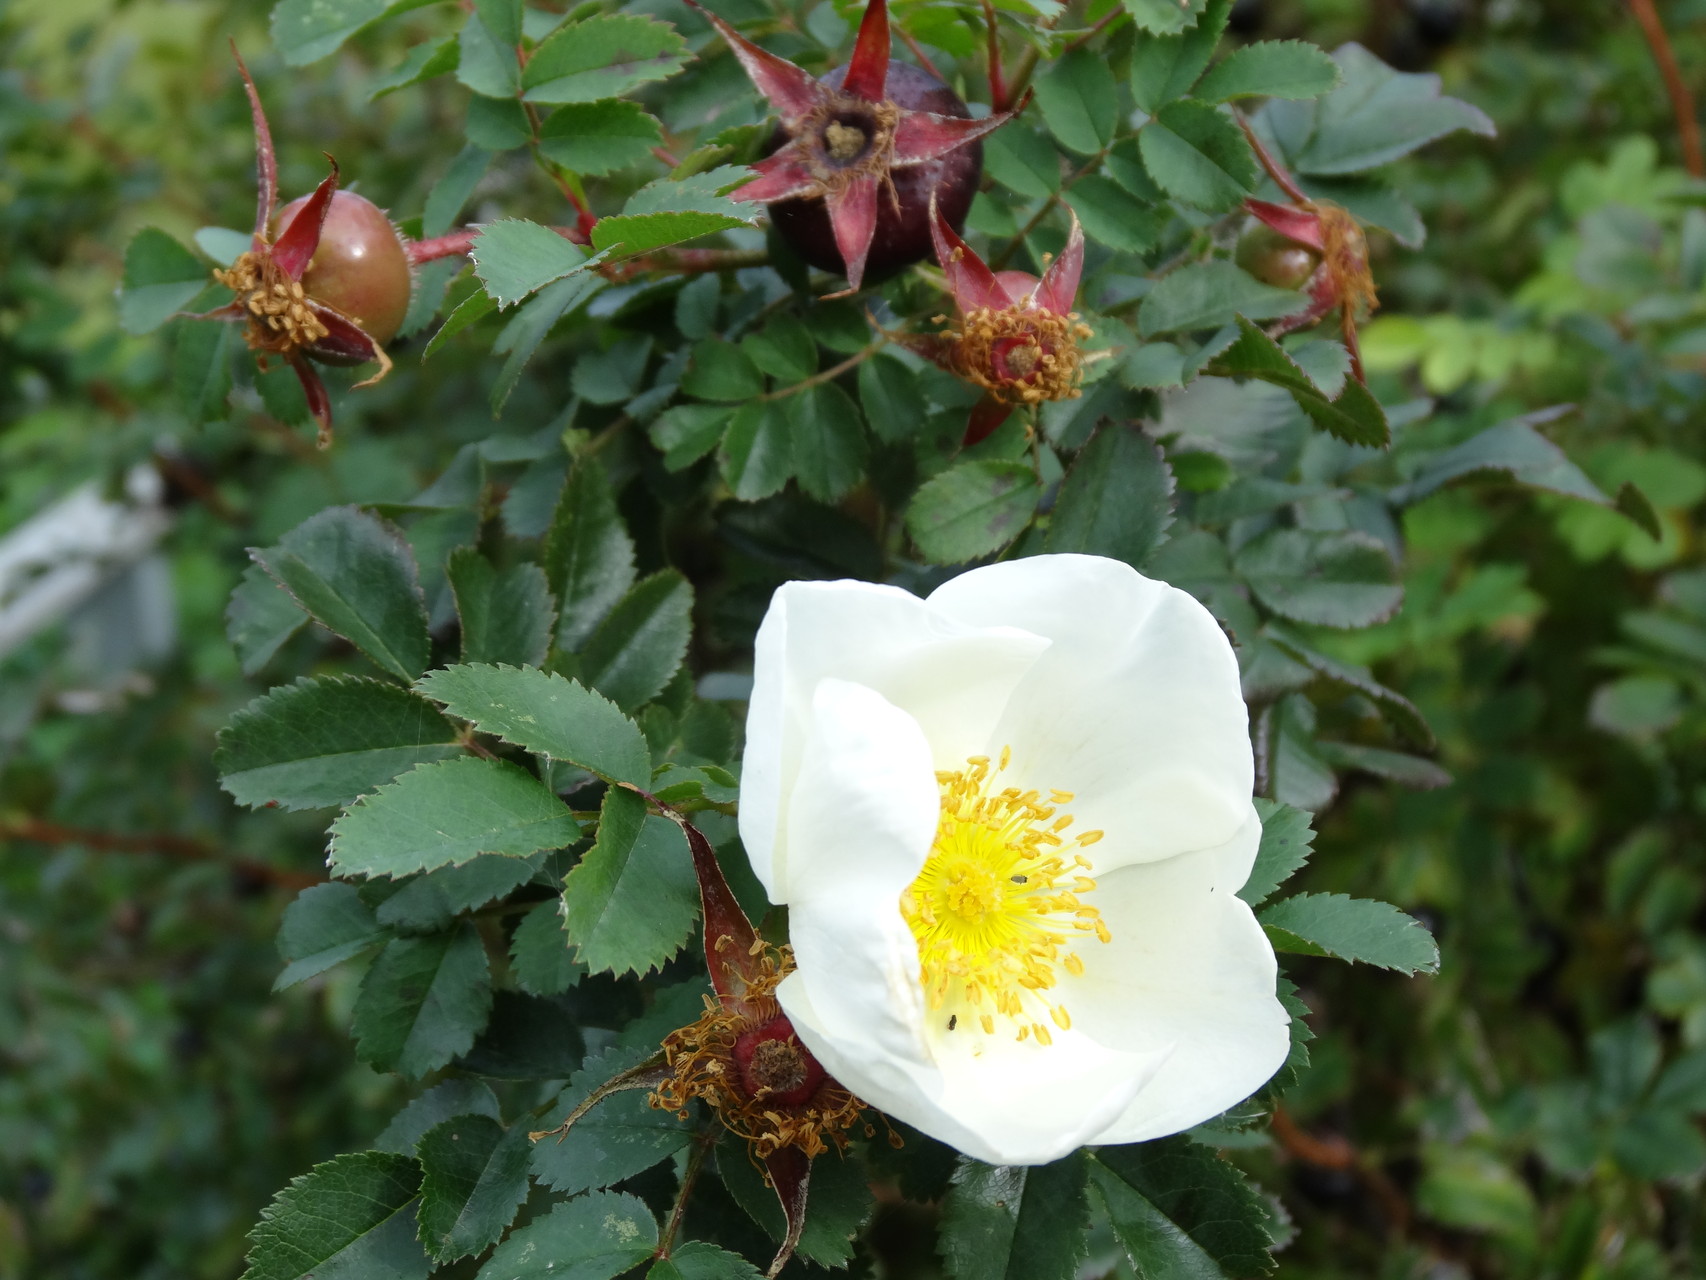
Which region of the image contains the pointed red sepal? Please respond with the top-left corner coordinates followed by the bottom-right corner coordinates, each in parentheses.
top-left (286, 352), bottom-right (333, 447)
top-left (962, 396), bottom-right (1014, 446)
top-left (828, 173), bottom-right (881, 292)
top-left (684, 0), bottom-right (826, 122)
top-left (1034, 210), bottom-right (1084, 315)
top-left (761, 1146), bottom-right (812, 1279)
top-left (929, 195), bottom-right (1008, 313)
top-left (656, 800), bottom-right (770, 1011)
top-left (1247, 198), bottom-right (1324, 252)
top-left (840, 0), bottom-right (890, 102)
top-left (893, 103), bottom-right (1019, 167)
top-left (735, 150), bottom-right (824, 204)
top-left (272, 158), bottom-right (340, 281)
top-left (305, 302), bottom-right (383, 365)
top-left (230, 42), bottom-right (278, 244)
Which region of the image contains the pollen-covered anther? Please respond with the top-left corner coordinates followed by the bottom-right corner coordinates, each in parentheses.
top-left (901, 750), bottom-right (1109, 1044)
top-left (946, 305), bottom-right (1092, 406)
top-left (214, 250), bottom-right (328, 356)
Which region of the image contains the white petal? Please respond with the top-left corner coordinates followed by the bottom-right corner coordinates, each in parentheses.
top-left (777, 677), bottom-right (1173, 1165)
top-left (927, 554), bottom-right (1252, 873)
top-left (741, 579), bottom-right (1047, 902)
top-left (1062, 813), bottom-right (1290, 1143)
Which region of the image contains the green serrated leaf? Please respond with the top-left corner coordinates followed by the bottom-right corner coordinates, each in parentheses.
top-left (719, 400), bottom-right (794, 501)
top-left (1233, 528), bottom-right (1402, 628)
top-left (1137, 263), bottom-right (1301, 337)
top-left (1260, 892), bottom-right (1439, 972)
top-left (907, 460), bottom-right (1041, 564)
top-left (650, 403), bottom-right (733, 470)
top-left (120, 228), bottom-right (209, 334)
top-left (683, 337), bottom-right (765, 402)
top-left (983, 124), bottom-right (1063, 200)
top-left (1066, 175), bottom-right (1166, 255)
top-left (787, 384), bottom-right (868, 503)
top-left (415, 663), bottom-right (651, 786)
top-left (1139, 102), bottom-right (1256, 211)
top-left (217, 676), bottom-right (461, 812)
top-left (511, 898), bottom-right (586, 996)
top-left (329, 756), bottom-right (580, 879)
top-left (1389, 414), bottom-right (1606, 506)
top-left (424, 288), bottom-right (499, 359)
top-left (1196, 41), bottom-right (1341, 102)
top-left (1046, 423), bottom-right (1174, 568)
top-left (1034, 47), bottom-right (1119, 155)
top-left (522, 13), bottom-right (690, 102)
top-left (1091, 1138), bottom-right (1275, 1279)
top-left (562, 786), bottom-right (698, 976)
top-left (448, 549), bottom-right (555, 669)
top-left (353, 924), bottom-right (494, 1077)
top-left (471, 219), bottom-right (597, 308)
top-left (579, 570), bottom-right (695, 712)
top-left (592, 168), bottom-right (757, 259)
top-left (371, 35), bottom-right (459, 100)
top-left (416, 1115), bottom-right (532, 1262)
top-left (539, 100), bottom-right (666, 176)
top-left (275, 882), bottom-right (386, 991)
top-left (227, 562), bottom-right (309, 676)
top-left (376, 854), bottom-right (546, 934)
top-left (1207, 318), bottom-right (1389, 447)
top-left (242, 1150), bottom-right (428, 1280)
top-left (271, 0), bottom-right (421, 66)
top-left (172, 313), bottom-right (236, 422)
top-left (1240, 799), bottom-right (1315, 908)
top-left (1128, 0), bottom-right (1228, 112)
top-left (1279, 42), bottom-right (1496, 175)
top-left (532, 1043), bottom-right (693, 1194)
top-left (424, 145), bottom-right (491, 238)
top-left (939, 1155), bottom-right (1092, 1280)
top-left (1123, 0), bottom-right (1210, 37)
top-left (474, 1190), bottom-right (658, 1280)
top-left (457, 12), bottom-right (520, 97)
top-left (375, 1080), bottom-right (503, 1155)
top-left (859, 353), bottom-right (926, 443)
top-left (545, 458), bottom-right (638, 650)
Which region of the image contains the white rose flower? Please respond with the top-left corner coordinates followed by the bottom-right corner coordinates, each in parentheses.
top-left (739, 553), bottom-right (1290, 1166)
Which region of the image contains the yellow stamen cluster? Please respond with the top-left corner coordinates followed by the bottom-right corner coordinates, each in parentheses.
top-left (214, 251), bottom-right (328, 356)
top-left (650, 940), bottom-right (865, 1159)
top-left (946, 305), bottom-right (1093, 406)
top-left (803, 97), bottom-right (901, 192)
top-left (901, 747), bottom-right (1108, 1046)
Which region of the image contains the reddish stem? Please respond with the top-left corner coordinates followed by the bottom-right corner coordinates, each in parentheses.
top-left (1625, 0), bottom-right (1705, 177)
top-left (407, 224), bottom-right (588, 266)
top-left (1235, 112), bottom-right (1310, 205)
top-left (982, 0), bottom-right (1008, 112)
top-left (896, 25), bottom-right (943, 82)
top-left (3, 817), bottom-right (321, 890)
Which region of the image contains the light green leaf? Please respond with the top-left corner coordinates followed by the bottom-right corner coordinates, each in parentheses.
top-left (592, 168), bottom-right (757, 259)
top-left (271, 0), bottom-right (423, 66)
top-left (522, 14), bottom-right (690, 103)
top-left (545, 458), bottom-right (638, 650)
top-left (1233, 528), bottom-right (1402, 628)
top-left (1122, 0), bottom-right (1209, 36)
top-left (1139, 102), bottom-right (1256, 211)
top-left (474, 0), bottom-right (521, 47)
top-left (448, 549), bottom-right (554, 669)
top-left (353, 925), bottom-right (494, 1077)
top-left (1046, 423), bottom-right (1174, 568)
top-left (983, 124), bottom-right (1062, 199)
top-left (1260, 891), bottom-right (1439, 972)
top-left (471, 219), bottom-right (596, 308)
top-left (242, 1150), bottom-right (428, 1280)
top-left (329, 756), bottom-right (580, 879)
top-left (1034, 47), bottom-right (1119, 155)
top-left (907, 460), bottom-right (1041, 564)
top-left (371, 36), bottom-right (459, 100)
top-left (414, 663), bottom-right (653, 787)
top-left (251, 507), bottom-right (431, 682)
top-left (217, 676), bottom-right (461, 812)
top-left (473, 1191), bottom-right (657, 1280)
top-left (1239, 799), bottom-right (1315, 908)
top-left (423, 288), bottom-right (498, 359)
top-left (939, 1155), bottom-right (1092, 1280)
top-left (1137, 262), bottom-right (1301, 336)
top-left (579, 570), bottom-right (695, 712)
top-left (457, 12), bottom-right (519, 97)
top-left (1066, 176), bottom-right (1165, 255)
top-left (1389, 414), bottom-right (1609, 506)
top-left (1128, 0), bottom-right (1228, 112)
top-left (275, 882), bottom-right (386, 992)
top-left (424, 145), bottom-right (491, 238)
top-left (416, 1116), bottom-right (532, 1262)
top-left (1197, 40), bottom-right (1341, 102)
top-left (562, 786), bottom-right (698, 976)
top-left (120, 228), bottom-right (209, 334)
top-left (539, 100), bottom-right (665, 176)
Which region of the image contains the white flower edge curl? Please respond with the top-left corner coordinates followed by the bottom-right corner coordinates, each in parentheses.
top-left (739, 553), bottom-right (1291, 1166)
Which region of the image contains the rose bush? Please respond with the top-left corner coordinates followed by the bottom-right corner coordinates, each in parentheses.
top-left (740, 553), bottom-right (1291, 1164)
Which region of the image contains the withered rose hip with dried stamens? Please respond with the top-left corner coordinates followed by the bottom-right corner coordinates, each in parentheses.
top-left (273, 190), bottom-right (412, 354)
top-left (768, 60), bottom-right (984, 285)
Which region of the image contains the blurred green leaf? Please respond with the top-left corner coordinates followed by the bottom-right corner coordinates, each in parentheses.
top-left (1234, 528), bottom-right (1402, 628)
top-left (120, 228), bottom-right (208, 334)
top-left (1035, 48), bottom-right (1119, 155)
top-left (510, 899), bottom-right (585, 996)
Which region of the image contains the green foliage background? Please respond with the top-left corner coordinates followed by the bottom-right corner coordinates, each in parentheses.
top-left (5, 0), bottom-right (1706, 1276)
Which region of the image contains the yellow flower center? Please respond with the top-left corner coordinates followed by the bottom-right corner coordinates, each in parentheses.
top-left (900, 747), bottom-right (1108, 1046)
